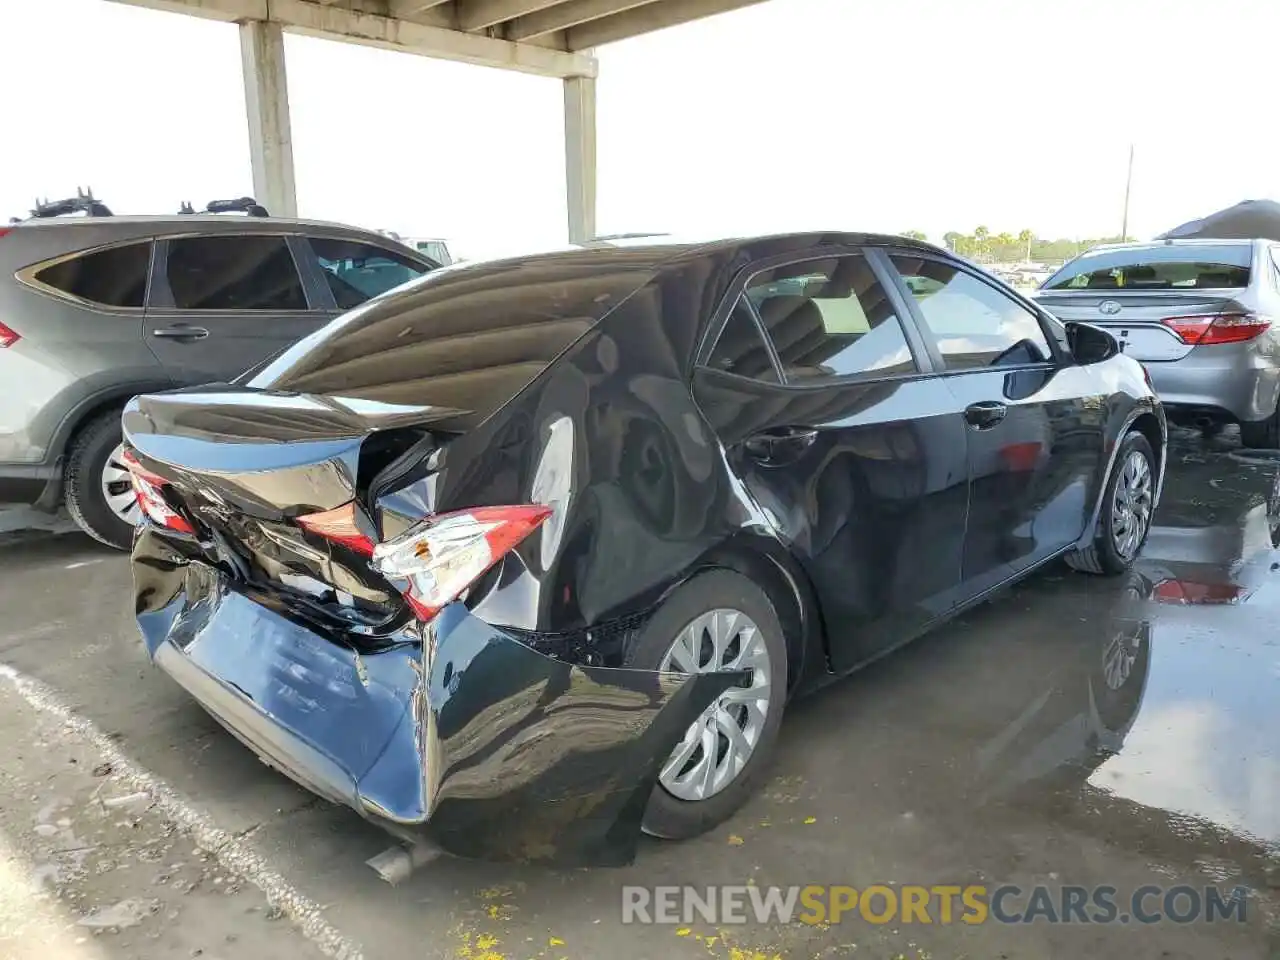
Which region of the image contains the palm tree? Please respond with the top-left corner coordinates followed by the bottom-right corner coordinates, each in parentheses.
top-left (1017, 229), bottom-right (1034, 263)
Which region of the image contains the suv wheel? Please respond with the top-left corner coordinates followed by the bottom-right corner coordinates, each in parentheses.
top-left (64, 409), bottom-right (139, 550)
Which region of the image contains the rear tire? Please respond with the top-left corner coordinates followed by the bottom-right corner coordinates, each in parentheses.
top-left (64, 409), bottom-right (137, 551)
top-left (625, 569), bottom-right (787, 841)
top-left (1066, 430), bottom-right (1156, 576)
top-left (1239, 402), bottom-right (1280, 449)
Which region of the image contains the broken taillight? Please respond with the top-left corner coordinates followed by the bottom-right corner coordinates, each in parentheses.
top-left (296, 502), bottom-right (550, 621)
top-left (373, 505), bottom-right (551, 621)
top-left (295, 502), bottom-right (376, 557)
top-left (121, 449), bottom-right (194, 535)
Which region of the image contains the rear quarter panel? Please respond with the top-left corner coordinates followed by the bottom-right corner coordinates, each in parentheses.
top-left (0, 279), bottom-right (164, 465)
top-left (423, 260), bottom-right (822, 678)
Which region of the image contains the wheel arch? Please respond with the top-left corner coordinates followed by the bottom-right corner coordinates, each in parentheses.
top-left (693, 533), bottom-right (828, 697)
top-left (53, 382), bottom-right (168, 467)
top-left (1129, 411), bottom-right (1165, 482)
top-left (1073, 401), bottom-right (1166, 554)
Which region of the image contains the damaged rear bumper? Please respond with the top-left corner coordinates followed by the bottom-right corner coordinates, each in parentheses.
top-left (134, 536), bottom-right (739, 866)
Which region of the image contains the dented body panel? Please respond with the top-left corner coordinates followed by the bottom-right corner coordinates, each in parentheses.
top-left (135, 527), bottom-right (740, 865)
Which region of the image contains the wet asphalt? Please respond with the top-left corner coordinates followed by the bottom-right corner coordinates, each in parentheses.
top-left (0, 425), bottom-right (1277, 960)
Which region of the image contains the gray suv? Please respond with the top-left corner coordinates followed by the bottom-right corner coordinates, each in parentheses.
top-left (1036, 239), bottom-right (1280, 447)
top-left (0, 196), bottom-right (439, 548)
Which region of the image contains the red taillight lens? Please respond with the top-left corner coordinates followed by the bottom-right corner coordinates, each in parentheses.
top-left (1161, 312), bottom-right (1271, 345)
top-left (371, 504), bottom-right (552, 621)
top-left (0, 321), bottom-right (20, 348)
top-left (296, 502), bottom-right (376, 557)
top-left (121, 450), bottom-right (194, 535)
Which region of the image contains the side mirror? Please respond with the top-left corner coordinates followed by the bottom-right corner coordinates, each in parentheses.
top-left (1065, 321), bottom-right (1120, 365)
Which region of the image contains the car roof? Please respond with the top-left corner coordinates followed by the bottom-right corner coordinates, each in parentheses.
top-left (8, 214), bottom-right (388, 233)
top-left (1084, 238), bottom-right (1259, 254)
top-left (443, 231), bottom-right (938, 279)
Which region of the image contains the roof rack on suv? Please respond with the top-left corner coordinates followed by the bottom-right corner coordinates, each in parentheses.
top-left (177, 197), bottom-right (270, 217)
top-left (23, 187), bottom-right (113, 220)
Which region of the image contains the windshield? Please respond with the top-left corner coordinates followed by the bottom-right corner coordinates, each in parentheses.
top-left (1042, 244), bottom-right (1252, 291)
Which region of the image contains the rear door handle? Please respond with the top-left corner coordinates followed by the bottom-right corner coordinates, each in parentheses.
top-left (744, 426), bottom-right (819, 463)
top-left (153, 325), bottom-right (209, 340)
top-left (964, 401), bottom-right (1008, 429)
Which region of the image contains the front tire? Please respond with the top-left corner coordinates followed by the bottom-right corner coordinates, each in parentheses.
top-left (1066, 430), bottom-right (1156, 576)
top-left (64, 409), bottom-right (139, 550)
top-left (626, 569), bottom-right (788, 840)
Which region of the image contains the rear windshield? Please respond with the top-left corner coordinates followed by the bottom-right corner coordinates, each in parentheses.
top-left (248, 254), bottom-right (658, 423)
top-left (1043, 244), bottom-right (1252, 291)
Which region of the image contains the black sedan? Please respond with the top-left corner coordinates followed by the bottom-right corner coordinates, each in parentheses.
top-left (123, 233), bottom-right (1165, 865)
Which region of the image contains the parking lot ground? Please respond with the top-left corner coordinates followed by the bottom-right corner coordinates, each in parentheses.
top-left (1, 427), bottom-right (1278, 960)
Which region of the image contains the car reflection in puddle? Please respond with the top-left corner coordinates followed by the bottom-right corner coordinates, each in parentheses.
top-left (1081, 443), bottom-right (1280, 852)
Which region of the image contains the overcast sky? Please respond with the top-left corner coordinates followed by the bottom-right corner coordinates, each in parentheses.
top-left (2, 0), bottom-right (1278, 259)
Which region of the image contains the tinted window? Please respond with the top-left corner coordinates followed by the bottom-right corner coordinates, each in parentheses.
top-left (1043, 243), bottom-right (1252, 290)
top-left (250, 258), bottom-right (658, 422)
top-left (35, 242), bottom-right (151, 308)
top-left (891, 256), bottom-right (1052, 371)
top-left (310, 237), bottom-right (432, 309)
top-left (706, 297), bottom-right (779, 382)
top-left (166, 236), bottom-right (306, 311)
top-left (744, 255), bottom-right (916, 382)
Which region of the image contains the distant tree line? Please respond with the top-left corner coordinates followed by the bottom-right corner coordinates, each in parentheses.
top-left (900, 228), bottom-right (1132, 263)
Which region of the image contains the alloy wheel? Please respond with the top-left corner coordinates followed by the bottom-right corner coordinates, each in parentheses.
top-left (658, 608), bottom-right (772, 801)
top-left (1111, 449), bottom-right (1153, 560)
top-left (100, 443), bottom-right (142, 527)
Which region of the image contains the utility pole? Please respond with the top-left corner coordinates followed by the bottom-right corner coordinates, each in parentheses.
top-left (1121, 143), bottom-right (1134, 240)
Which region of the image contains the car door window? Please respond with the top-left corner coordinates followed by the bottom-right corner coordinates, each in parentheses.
top-left (33, 241), bottom-right (152, 308)
top-left (890, 256), bottom-right (1052, 370)
top-left (706, 297), bottom-right (780, 382)
top-left (166, 235), bottom-right (307, 311)
top-left (744, 254), bottom-right (917, 382)
top-left (309, 237), bottom-right (431, 309)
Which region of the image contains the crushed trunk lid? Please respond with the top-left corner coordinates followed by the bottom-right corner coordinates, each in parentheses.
top-left (123, 386), bottom-right (466, 632)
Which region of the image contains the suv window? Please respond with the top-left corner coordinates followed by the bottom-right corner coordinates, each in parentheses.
top-left (706, 297), bottom-right (779, 382)
top-left (1042, 243), bottom-right (1252, 290)
top-left (309, 238), bottom-right (431, 309)
top-left (166, 235), bottom-right (307, 311)
top-left (744, 255), bottom-right (916, 382)
top-left (891, 256), bottom-right (1053, 370)
top-left (34, 242), bottom-right (152, 308)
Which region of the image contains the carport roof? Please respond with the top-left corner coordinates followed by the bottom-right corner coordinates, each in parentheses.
top-left (108, 0), bottom-right (771, 77)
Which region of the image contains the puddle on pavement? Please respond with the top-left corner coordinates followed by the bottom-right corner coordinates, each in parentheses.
top-left (1034, 432), bottom-right (1280, 850)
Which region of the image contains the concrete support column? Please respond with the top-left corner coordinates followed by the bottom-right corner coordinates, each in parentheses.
top-left (239, 20), bottom-right (298, 218)
top-left (562, 75), bottom-right (597, 244)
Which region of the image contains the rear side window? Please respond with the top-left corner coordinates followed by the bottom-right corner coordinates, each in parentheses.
top-left (166, 235), bottom-right (307, 311)
top-left (744, 254), bottom-right (917, 382)
top-left (250, 260), bottom-right (658, 422)
top-left (1043, 244), bottom-right (1252, 291)
top-left (309, 237), bottom-right (431, 309)
top-left (34, 242), bottom-right (152, 308)
top-left (706, 298), bottom-right (779, 382)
